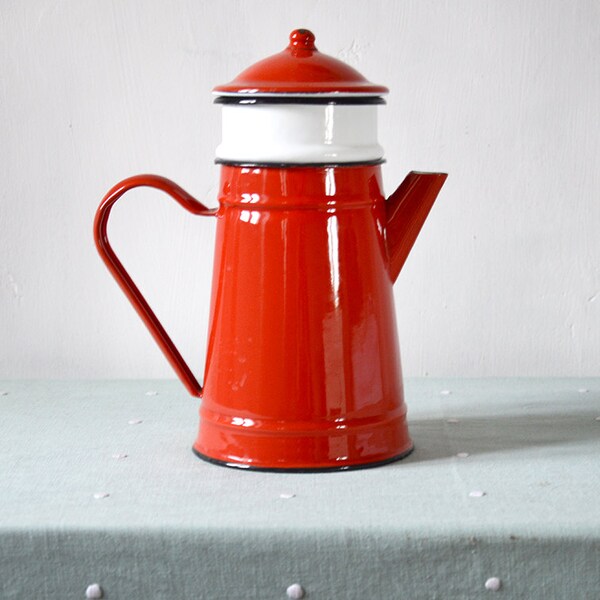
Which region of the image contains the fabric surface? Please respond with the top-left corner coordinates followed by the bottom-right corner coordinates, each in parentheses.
top-left (0, 379), bottom-right (598, 599)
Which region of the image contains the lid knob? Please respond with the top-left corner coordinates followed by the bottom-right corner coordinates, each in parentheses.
top-left (288, 29), bottom-right (316, 52)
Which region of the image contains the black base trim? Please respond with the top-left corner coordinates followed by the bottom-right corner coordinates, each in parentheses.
top-left (191, 445), bottom-right (414, 473)
top-left (215, 158), bottom-right (386, 169)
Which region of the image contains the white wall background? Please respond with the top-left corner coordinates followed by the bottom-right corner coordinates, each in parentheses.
top-left (1, 0), bottom-right (598, 380)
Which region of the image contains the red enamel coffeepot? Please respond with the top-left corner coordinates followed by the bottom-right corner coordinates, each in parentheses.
top-left (94, 29), bottom-right (447, 471)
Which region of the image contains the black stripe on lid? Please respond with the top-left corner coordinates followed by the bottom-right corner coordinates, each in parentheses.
top-left (214, 158), bottom-right (386, 168)
top-left (214, 95), bottom-right (386, 106)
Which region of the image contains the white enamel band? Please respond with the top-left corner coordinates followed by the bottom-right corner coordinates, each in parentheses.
top-left (215, 103), bottom-right (384, 164)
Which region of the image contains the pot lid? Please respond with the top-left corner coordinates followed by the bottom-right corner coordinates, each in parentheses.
top-left (213, 29), bottom-right (388, 96)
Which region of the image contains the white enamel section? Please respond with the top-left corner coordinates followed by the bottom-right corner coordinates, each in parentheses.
top-left (215, 104), bottom-right (384, 164)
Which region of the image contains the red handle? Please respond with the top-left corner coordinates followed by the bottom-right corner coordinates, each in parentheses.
top-left (93, 175), bottom-right (216, 398)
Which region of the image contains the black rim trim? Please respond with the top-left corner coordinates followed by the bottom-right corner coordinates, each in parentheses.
top-left (214, 96), bottom-right (386, 106)
top-left (191, 445), bottom-right (414, 473)
top-left (215, 158), bottom-right (386, 168)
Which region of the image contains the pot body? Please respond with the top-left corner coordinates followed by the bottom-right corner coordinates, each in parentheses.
top-left (193, 164), bottom-right (412, 470)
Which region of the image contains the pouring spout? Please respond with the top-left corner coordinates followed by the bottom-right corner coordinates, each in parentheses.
top-left (386, 171), bottom-right (447, 283)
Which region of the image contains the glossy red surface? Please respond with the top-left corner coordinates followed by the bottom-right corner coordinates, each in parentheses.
top-left (213, 29), bottom-right (389, 95)
top-left (195, 166), bottom-right (446, 469)
top-left (386, 172), bottom-right (448, 282)
top-left (94, 167), bottom-right (446, 470)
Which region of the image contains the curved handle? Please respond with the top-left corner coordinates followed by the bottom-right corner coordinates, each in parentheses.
top-left (93, 174), bottom-right (216, 398)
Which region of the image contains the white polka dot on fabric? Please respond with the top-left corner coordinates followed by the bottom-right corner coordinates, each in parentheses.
top-left (484, 577), bottom-right (502, 591)
top-left (286, 583), bottom-right (305, 598)
top-left (468, 490), bottom-right (486, 498)
top-left (85, 583), bottom-right (103, 598)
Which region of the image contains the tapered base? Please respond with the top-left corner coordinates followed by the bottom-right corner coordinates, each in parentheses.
top-left (192, 445), bottom-right (414, 472)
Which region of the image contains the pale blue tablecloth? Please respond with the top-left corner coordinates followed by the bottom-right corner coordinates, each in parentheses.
top-left (1, 379), bottom-right (599, 599)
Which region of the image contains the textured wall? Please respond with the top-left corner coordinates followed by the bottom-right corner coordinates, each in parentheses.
top-left (1, 0), bottom-right (598, 379)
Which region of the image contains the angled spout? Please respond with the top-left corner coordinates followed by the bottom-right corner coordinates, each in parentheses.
top-left (385, 171), bottom-right (448, 283)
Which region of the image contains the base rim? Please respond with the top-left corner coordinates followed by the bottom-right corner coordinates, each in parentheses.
top-left (191, 445), bottom-right (414, 473)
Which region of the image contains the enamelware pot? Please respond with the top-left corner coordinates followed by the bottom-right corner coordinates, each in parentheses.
top-left (94, 29), bottom-right (447, 471)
